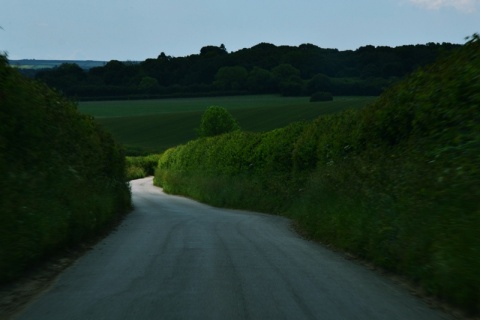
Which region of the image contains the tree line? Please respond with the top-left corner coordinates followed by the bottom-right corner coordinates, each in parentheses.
top-left (32, 42), bottom-right (460, 100)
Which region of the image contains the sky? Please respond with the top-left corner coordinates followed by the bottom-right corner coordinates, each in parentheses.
top-left (1, 0), bottom-right (479, 61)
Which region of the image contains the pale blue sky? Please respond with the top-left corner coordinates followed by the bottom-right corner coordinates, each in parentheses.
top-left (1, 0), bottom-right (479, 60)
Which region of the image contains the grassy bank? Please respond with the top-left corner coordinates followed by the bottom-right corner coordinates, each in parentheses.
top-left (0, 56), bottom-right (131, 283)
top-left (153, 36), bottom-right (480, 314)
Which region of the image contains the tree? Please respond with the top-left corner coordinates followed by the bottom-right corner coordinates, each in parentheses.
top-left (306, 73), bottom-right (332, 95)
top-left (138, 76), bottom-right (160, 93)
top-left (214, 66), bottom-right (248, 90)
top-left (271, 64), bottom-right (300, 82)
top-left (197, 106), bottom-right (240, 137)
top-left (200, 45), bottom-right (228, 57)
top-left (103, 60), bottom-right (137, 86)
top-left (246, 67), bottom-right (275, 93)
top-left (271, 64), bottom-right (304, 95)
top-left (35, 63), bottom-right (86, 94)
top-left (278, 77), bottom-right (304, 96)
top-left (157, 52), bottom-right (171, 61)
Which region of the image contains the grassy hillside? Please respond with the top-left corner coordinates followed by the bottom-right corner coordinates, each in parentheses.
top-left (154, 36), bottom-right (480, 315)
top-left (10, 59), bottom-right (106, 70)
top-left (0, 56), bottom-right (131, 283)
top-left (79, 96), bottom-right (376, 155)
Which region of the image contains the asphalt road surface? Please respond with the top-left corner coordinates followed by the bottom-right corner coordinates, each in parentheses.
top-left (15, 177), bottom-right (451, 320)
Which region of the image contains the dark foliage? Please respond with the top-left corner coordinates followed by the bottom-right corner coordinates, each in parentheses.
top-left (0, 56), bottom-right (131, 283)
top-left (197, 106), bottom-right (240, 137)
top-left (32, 42), bottom-right (460, 100)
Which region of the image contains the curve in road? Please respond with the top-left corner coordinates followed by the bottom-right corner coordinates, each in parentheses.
top-left (15, 177), bottom-right (451, 320)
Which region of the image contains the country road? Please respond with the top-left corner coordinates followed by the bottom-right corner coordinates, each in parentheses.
top-left (14, 177), bottom-right (451, 320)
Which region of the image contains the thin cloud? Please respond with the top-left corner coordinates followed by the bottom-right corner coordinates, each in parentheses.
top-left (408, 0), bottom-right (480, 12)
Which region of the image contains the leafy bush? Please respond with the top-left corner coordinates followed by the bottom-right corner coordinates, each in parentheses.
top-left (126, 165), bottom-right (147, 180)
top-left (197, 106), bottom-right (240, 137)
top-left (310, 91), bottom-right (333, 102)
top-left (0, 55), bottom-right (131, 283)
top-left (126, 154), bottom-right (162, 180)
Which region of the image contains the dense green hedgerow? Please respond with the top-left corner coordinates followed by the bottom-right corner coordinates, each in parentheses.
top-left (0, 55), bottom-right (131, 283)
top-left (126, 153), bottom-right (162, 180)
top-left (154, 35), bottom-right (480, 314)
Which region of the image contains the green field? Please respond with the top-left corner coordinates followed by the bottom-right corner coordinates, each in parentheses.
top-left (78, 95), bottom-right (377, 155)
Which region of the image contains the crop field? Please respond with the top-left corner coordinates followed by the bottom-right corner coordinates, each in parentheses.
top-left (78, 95), bottom-right (377, 155)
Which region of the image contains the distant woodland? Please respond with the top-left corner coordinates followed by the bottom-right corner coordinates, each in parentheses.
top-left (30, 42), bottom-right (460, 100)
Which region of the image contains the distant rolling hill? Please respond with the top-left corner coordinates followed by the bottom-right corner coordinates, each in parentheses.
top-left (8, 59), bottom-right (107, 70)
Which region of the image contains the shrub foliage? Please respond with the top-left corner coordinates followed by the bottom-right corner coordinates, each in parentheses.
top-left (154, 35), bottom-right (480, 314)
top-left (125, 154), bottom-right (162, 180)
top-left (197, 106), bottom-right (240, 137)
top-left (0, 55), bottom-right (131, 283)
